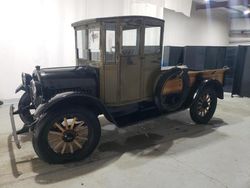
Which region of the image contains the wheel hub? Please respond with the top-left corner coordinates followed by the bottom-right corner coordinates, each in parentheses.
top-left (63, 130), bottom-right (76, 142)
top-left (202, 101), bottom-right (209, 109)
top-left (48, 117), bottom-right (89, 154)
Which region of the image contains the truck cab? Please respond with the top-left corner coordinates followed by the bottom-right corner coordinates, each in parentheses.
top-left (72, 16), bottom-right (164, 106)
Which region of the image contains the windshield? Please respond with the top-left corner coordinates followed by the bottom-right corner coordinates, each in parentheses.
top-left (76, 27), bottom-right (100, 62)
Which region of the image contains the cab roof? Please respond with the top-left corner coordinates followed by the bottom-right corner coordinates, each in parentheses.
top-left (71, 15), bottom-right (164, 28)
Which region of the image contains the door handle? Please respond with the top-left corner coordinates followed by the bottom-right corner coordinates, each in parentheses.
top-left (126, 56), bottom-right (134, 65)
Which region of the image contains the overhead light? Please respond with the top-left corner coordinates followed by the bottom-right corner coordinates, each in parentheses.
top-left (204, 0), bottom-right (210, 2)
top-left (243, 9), bottom-right (250, 15)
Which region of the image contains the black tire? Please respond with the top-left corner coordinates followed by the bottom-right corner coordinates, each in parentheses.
top-left (18, 92), bottom-right (34, 124)
top-left (190, 87), bottom-right (217, 124)
top-left (32, 106), bottom-right (101, 164)
top-left (154, 68), bottom-right (189, 112)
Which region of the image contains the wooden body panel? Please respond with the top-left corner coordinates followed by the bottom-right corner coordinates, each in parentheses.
top-left (103, 65), bottom-right (118, 103)
top-left (162, 78), bottom-right (183, 95)
top-left (120, 56), bottom-right (141, 102)
top-left (188, 68), bottom-right (225, 86)
top-left (142, 55), bottom-right (161, 98)
top-left (162, 68), bottom-right (227, 95)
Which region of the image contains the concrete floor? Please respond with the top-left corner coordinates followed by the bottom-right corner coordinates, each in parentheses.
top-left (0, 93), bottom-right (250, 188)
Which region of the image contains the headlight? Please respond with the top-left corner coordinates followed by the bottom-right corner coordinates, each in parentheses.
top-left (30, 80), bottom-right (43, 107)
top-left (21, 73), bottom-right (26, 86)
top-left (22, 73), bottom-right (32, 86)
top-left (31, 80), bottom-right (37, 96)
top-left (30, 80), bottom-right (41, 97)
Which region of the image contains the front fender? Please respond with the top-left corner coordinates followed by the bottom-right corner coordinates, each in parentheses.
top-left (15, 84), bottom-right (26, 93)
top-left (34, 91), bottom-right (116, 124)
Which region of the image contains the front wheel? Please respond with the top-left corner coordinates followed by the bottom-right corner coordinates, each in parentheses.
top-left (32, 106), bottom-right (101, 164)
top-left (18, 92), bottom-right (34, 124)
top-left (190, 87), bottom-right (217, 124)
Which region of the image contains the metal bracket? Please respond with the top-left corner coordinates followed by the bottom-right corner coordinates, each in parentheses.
top-left (9, 104), bottom-right (21, 149)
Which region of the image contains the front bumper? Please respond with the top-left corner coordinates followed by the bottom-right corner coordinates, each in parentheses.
top-left (9, 105), bottom-right (21, 149)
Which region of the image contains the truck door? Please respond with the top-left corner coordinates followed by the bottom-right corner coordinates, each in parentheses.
top-left (141, 25), bottom-right (163, 99)
top-left (103, 23), bottom-right (119, 104)
top-left (120, 24), bottom-right (141, 103)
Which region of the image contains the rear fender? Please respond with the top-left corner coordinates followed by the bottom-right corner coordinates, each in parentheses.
top-left (184, 79), bottom-right (224, 108)
top-left (195, 79), bottom-right (224, 99)
top-left (190, 80), bottom-right (224, 104)
top-left (33, 92), bottom-right (116, 125)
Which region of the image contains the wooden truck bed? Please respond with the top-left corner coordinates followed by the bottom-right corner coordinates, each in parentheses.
top-left (162, 67), bottom-right (228, 95)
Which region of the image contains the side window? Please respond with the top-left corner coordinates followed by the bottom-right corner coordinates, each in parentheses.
top-left (122, 28), bottom-right (139, 56)
top-left (76, 29), bottom-right (87, 60)
top-left (144, 26), bottom-right (161, 54)
top-left (88, 28), bottom-right (100, 61)
top-left (105, 30), bottom-right (116, 63)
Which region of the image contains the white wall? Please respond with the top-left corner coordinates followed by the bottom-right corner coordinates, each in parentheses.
top-left (0, 0), bottom-right (231, 100)
top-left (0, 0), bottom-right (164, 100)
top-left (165, 0), bottom-right (192, 16)
top-left (0, 0), bottom-right (85, 100)
top-left (163, 6), bottom-right (230, 46)
top-left (84, 0), bottom-right (164, 19)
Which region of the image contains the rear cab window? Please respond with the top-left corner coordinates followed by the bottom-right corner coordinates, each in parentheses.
top-left (121, 28), bottom-right (139, 56)
top-left (144, 26), bottom-right (161, 55)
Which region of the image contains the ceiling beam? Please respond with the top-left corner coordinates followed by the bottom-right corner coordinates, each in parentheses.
top-left (196, 0), bottom-right (250, 10)
top-left (196, 1), bottom-right (228, 10)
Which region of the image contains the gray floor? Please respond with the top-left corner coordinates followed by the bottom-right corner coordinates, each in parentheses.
top-left (0, 93), bottom-right (250, 188)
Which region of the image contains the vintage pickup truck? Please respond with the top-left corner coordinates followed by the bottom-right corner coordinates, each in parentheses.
top-left (10, 16), bottom-right (228, 164)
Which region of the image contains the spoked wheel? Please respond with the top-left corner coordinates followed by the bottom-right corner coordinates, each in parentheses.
top-left (32, 106), bottom-right (101, 164)
top-left (190, 87), bottom-right (217, 124)
top-left (48, 117), bottom-right (89, 155)
top-left (197, 93), bottom-right (212, 117)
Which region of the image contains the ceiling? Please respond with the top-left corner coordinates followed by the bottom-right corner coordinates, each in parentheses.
top-left (193, 0), bottom-right (250, 18)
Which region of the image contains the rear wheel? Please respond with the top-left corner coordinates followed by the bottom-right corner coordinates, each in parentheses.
top-left (190, 87), bottom-right (217, 124)
top-left (32, 106), bottom-right (101, 164)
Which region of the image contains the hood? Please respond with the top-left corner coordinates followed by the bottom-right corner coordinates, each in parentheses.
top-left (33, 66), bottom-right (99, 99)
top-left (39, 66), bottom-right (98, 80)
